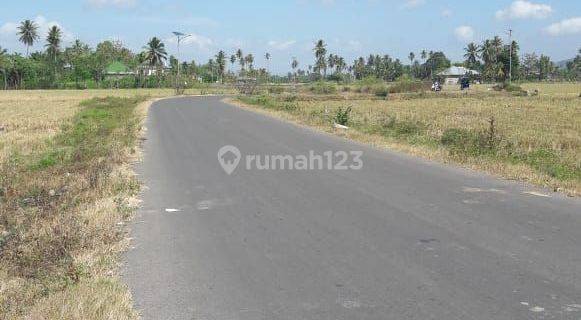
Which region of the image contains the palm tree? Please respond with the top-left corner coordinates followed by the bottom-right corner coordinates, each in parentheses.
top-left (215, 50), bottom-right (226, 83)
top-left (236, 49), bottom-right (244, 73)
top-left (45, 25), bottom-right (62, 63)
top-left (464, 42), bottom-right (479, 70)
top-left (314, 39), bottom-right (327, 78)
top-left (18, 20), bottom-right (39, 56)
top-left (230, 54), bottom-right (237, 73)
top-left (244, 54), bottom-right (254, 71)
top-left (420, 50), bottom-right (427, 62)
top-left (144, 37), bottom-right (167, 67)
top-left (265, 52), bottom-right (271, 82)
top-left (143, 37), bottom-right (167, 86)
top-left (408, 52), bottom-right (415, 65)
top-left (291, 57), bottom-right (299, 82)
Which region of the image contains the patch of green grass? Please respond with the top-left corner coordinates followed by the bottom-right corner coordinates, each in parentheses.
top-left (0, 96), bottom-right (146, 318)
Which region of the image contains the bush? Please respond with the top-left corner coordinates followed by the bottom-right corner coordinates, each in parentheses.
top-left (388, 80), bottom-right (430, 93)
top-left (373, 86), bottom-right (389, 97)
top-left (379, 116), bottom-right (424, 137)
top-left (268, 86), bottom-right (285, 94)
top-left (309, 81), bottom-right (337, 94)
top-left (334, 106), bottom-right (352, 126)
top-left (493, 82), bottom-right (528, 96)
top-left (441, 128), bottom-right (490, 156)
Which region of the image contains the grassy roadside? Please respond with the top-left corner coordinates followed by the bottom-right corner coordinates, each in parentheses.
top-left (0, 96), bottom-right (149, 319)
top-left (231, 89), bottom-right (580, 196)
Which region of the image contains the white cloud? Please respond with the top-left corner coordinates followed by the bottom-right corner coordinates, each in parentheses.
top-left (0, 22), bottom-right (18, 36)
top-left (0, 16), bottom-right (73, 43)
top-left (495, 0), bottom-right (552, 20)
top-left (404, 0), bottom-right (425, 9)
top-left (454, 25), bottom-right (474, 42)
top-left (165, 33), bottom-right (213, 51)
top-left (544, 17), bottom-right (581, 36)
top-left (86, 0), bottom-right (137, 9)
top-left (441, 9), bottom-right (452, 17)
top-left (267, 40), bottom-right (297, 50)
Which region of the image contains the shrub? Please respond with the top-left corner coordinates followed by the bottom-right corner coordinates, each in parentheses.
top-left (373, 86), bottom-right (389, 97)
top-left (388, 80), bottom-right (430, 93)
top-left (379, 116), bottom-right (424, 137)
top-left (268, 86), bottom-right (285, 94)
top-left (441, 128), bottom-right (490, 156)
top-left (493, 82), bottom-right (528, 96)
top-left (309, 82), bottom-right (337, 94)
top-left (334, 106), bottom-right (352, 126)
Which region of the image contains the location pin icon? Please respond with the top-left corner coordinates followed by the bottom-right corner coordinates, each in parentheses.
top-left (218, 145), bottom-right (241, 175)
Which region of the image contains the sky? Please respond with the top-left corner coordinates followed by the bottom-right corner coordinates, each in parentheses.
top-left (0, 0), bottom-right (580, 73)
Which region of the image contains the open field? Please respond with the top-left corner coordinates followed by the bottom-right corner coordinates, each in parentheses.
top-left (0, 89), bottom-right (193, 319)
top-left (235, 82), bottom-right (581, 195)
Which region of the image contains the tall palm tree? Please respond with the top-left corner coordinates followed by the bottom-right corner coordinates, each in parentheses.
top-left (215, 50), bottom-right (226, 83)
top-left (244, 54), bottom-right (254, 71)
top-left (230, 54), bottom-right (237, 73)
top-left (408, 52), bottom-right (415, 65)
top-left (291, 57), bottom-right (299, 82)
top-left (45, 25), bottom-right (62, 63)
top-left (420, 50), bottom-right (427, 62)
top-left (464, 42), bottom-right (479, 69)
top-left (143, 37), bottom-right (167, 86)
top-left (236, 49), bottom-right (244, 73)
top-left (314, 39), bottom-right (327, 77)
top-left (18, 20), bottom-right (39, 56)
top-left (265, 52), bottom-right (271, 81)
top-left (143, 37), bottom-right (167, 67)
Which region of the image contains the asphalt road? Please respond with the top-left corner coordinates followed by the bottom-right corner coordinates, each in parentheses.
top-left (124, 96), bottom-right (581, 320)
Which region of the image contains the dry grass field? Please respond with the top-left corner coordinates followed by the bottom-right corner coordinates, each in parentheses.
top-left (236, 82), bottom-right (581, 195)
top-left (0, 89), bottom-right (192, 319)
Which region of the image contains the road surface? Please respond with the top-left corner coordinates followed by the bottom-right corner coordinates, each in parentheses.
top-left (124, 96), bottom-right (581, 320)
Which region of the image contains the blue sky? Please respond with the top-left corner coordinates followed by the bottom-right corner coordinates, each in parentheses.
top-left (1, 0), bottom-right (580, 73)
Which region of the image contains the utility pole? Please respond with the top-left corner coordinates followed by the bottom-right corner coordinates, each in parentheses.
top-left (507, 28), bottom-right (513, 83)
top-left (173, 31), bottom-right (191, 94)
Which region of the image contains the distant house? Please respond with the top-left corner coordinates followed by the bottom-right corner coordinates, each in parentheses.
top-left (104, 61), bottom-right (135, 78)
top-left (437, 66), bottom-right (480, 85)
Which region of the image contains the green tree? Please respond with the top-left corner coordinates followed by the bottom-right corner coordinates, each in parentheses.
top-left (464, 42), bottom-right (480, 70)
top-left (244, 54), bottom-right (254, 71)
top-left (313, 39), bottom-right (327, 78)
top-left (18, 20), bottom-right (39, 56)
top-left (538, 54), bottom-right (553, 81)
top-left (45, 25), bottom-right (62, 65)
top-left (236, 49), bottom-right (244, 73)
top-left (215, 50), bottom-right (226, 83)
top-left (291, 57), bottom-right (299, 82)
top-left (143, 37), bottom-right (167, 67)
top-left (0, 47), bottom-right (8, 89)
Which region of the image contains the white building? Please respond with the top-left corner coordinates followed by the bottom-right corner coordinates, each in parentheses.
top-left (437, 66), bottom-right (480, 85)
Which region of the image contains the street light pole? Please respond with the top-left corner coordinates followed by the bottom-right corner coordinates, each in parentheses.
top-left (507, 28), bottom-right (513, 83)
top-left (173, 31), bottom-right (191, 94)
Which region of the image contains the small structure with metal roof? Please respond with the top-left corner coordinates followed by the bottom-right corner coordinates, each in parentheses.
top-left (437, 66), bottom-right (480, 85)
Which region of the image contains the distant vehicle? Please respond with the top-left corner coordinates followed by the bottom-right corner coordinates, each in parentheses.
top-left (431, 81), bottom-right (442, 92)
top-left (460, 77), bottom-right (470, 90)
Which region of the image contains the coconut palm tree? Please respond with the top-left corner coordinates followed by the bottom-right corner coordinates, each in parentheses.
top-left (215, 50), bottom-right (226, 83)
top-left (464, 42), bottom-right (479, 70)
top-left (236, 49), bottom-right (244, 73)
top-left (230, 54), bottom-right (237, 73)
top-left (408, 52), bottom-right (415, 65)
top-left (45, 25), bottom-right (62, 63)
top-left (265, 52), bottom-right (271, 82)
top-left (291, 57), bottom-right (299, 82)
top-left (18, 20), bottom-right (39, 56)
top-left (244, 54), bottom-right (254, 71)
top-left (143, 37), bottom-right (167, 86)
top-left (420, 50), bottom-right (427, 63)
top-left (314, 39), bottom-right (327, 77)
top-left (143, 37), bottom-right (167, 67)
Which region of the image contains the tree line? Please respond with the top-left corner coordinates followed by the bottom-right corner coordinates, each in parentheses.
top-left (0, 19), bottom-right (579, 89)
